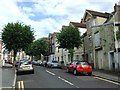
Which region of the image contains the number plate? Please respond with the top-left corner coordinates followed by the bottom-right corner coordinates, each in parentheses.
top-left (23, 66), bottom-right (30, 69)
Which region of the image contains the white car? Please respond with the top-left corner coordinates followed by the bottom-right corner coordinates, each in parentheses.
top-left (16, 60), bottom-right (34, 75)
top-left (47, 60), bottom-right (61, 68)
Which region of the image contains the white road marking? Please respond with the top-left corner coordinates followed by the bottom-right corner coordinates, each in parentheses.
top-left (12, 69), bottom-right (16, 88)
top-left (94, 77), bottom-right (120, 86)
top-left (58, 76), bottom-right (74, 86)
top-left (46, 70), bottom-right (55, 76)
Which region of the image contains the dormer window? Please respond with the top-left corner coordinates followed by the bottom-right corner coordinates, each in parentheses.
top-left (87, 18), bottom-right (91, 28)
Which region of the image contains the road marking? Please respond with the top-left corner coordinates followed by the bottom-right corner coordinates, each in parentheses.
top-left (17, 81), bottom-right (24, 90)
top-left (58, 76), bottom-right (74, 86)
top-left (21, 81), bottom-right (24, 89)
top-left (46, 70), bottom-right (55, 76)
top-left (12, 69), bottom-right (17, 89)
top-left (94, 76), bottom-right (120, 86)
top-left (18, 81), bottom-right (21, 90)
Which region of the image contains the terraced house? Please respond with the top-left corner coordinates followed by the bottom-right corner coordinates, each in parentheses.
top-left (82, 3), bottom-right (120, 71)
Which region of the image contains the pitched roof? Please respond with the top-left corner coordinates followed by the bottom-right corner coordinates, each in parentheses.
top-left (87, 9), bottom-right (110, 18)
top-left (83, 9), bottom-right (111, 21)
top-left (62, 25), bottom-right (68, 29)
top-left (70, 21), bottom-right (86, 28)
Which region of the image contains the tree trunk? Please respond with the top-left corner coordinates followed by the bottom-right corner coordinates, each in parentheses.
top-left (69, 48), bottom-right (74, 62)
top-left (13, 50), bottom-right (17, 67)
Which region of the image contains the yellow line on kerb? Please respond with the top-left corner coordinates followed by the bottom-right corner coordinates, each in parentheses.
top-left (17, 81), bottom-right (24, 90)
top-left (94, 77), bottom-right (120, 86)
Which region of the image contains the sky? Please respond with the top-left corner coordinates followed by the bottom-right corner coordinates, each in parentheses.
top-left (0, 0), bottom-right (120, 39)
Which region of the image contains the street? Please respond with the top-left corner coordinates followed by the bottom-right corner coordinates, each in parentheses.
top-left (16, 66), bottom-right (119, 89)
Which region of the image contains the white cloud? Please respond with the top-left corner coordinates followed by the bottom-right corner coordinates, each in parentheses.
top-left (0, 0), bottom-right (119, 40)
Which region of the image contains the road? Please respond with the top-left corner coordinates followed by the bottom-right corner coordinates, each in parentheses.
top-left (16, 65), bottom-right (119, 89)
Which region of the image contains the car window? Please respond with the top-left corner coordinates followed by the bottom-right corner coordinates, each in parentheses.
top-left (80, 61), bottom-right (89, 65)
top-left (52, 61), bottom-right (58, 63)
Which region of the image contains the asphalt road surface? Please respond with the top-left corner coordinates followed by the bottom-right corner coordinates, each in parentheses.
top-left (16, 65), bottom-right (120, 89)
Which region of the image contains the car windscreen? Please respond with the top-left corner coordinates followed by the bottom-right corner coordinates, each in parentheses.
top-left (79, 61), bottom-right (89, 65)
top-left (52, 61), bottom-right (58, 63)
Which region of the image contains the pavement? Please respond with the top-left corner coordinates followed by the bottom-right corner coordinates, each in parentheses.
top-left (1, 63), bottom-right (16, 90)
top-left (92, 69), bottom-right (120, 83)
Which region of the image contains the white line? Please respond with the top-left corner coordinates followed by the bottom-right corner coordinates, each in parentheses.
top-left (94, 77), bottom-right (120, 86)
top-left (12, 69), bottom-right (17, 88)
top-left (58, 76), bottom-right (74, 86)
top-left (46, 70), bottom-right (55, 76)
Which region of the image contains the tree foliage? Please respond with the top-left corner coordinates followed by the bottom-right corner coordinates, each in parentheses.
top-left (57, 24), bottom-right (82, 61)
top-left (25, 38), bottom-right (49, 59)
top-left (2, 22), bottom-right (35, 62)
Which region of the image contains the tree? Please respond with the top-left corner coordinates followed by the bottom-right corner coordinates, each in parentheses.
top-left (2, 22), bottom-right (35, 64)
top-left (57, 24), bottom-right (82, 62)
top-left (25, 38), bottom-right (49, 60)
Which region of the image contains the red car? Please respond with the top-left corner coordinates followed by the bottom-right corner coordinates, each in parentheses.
top-left (66, 60), bottom-right (92, 76)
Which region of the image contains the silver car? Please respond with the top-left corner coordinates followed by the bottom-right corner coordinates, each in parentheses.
top-left (47, 60), bottom-right (60, 68)
top-left (16, 60), bottom-right (34, 75)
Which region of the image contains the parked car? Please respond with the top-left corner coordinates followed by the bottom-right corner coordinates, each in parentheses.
top-left (42, 60), bottom-right (47, 67)
top-left (5, 59), bottom-right (12, 64)
top-left (15, 59), bottom-right (27, 67)
top-left (37, 60), bottom-right (43, 66)
top-left (16, 60), bottom-right (34, 75)
top-left (32, 60), bottom-right (40, 66)
top-left (47, 60), bottom-right (61, 68)
top-left (66, 60), bottom-right (92, 76)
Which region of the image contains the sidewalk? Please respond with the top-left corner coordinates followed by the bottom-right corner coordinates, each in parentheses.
top-left (1, 64), bottom-right (16, 90)
top-left (92, 69), bottom-right (120, 83)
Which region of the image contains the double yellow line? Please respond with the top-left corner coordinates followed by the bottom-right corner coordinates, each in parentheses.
top-left (17, 81), bottom-right (24, 90)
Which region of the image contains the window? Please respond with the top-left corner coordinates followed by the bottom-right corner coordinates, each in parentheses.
top-left (94, 32), bottom-right (100, 47)
top-left (93, 17), bottom-right (97, 26)
top-left (87, 18), bottom-right (91, 28)
top-left (88, 35), bottom-right (92, 46)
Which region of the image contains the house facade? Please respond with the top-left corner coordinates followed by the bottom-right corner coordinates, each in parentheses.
top-left (82, 9), bottom-right (110, 69)
top-left (82, 3), bottom-right (120, 71)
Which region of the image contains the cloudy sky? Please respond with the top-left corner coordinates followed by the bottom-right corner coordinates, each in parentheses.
top-left (0, 0), bottom-right (119, 39)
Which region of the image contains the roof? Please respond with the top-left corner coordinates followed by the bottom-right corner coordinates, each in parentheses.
top-left (62, 25), bottom-right (68, 29)
top-left (83, 9), bottom-right (111, 21)
top-left (70, 21), bottom-right (86, 28)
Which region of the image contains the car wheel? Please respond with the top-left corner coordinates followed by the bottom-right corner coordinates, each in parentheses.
top-left (88, 72), bottom-right (92, 76)
top-left (16, 70), bottom-right (20, 75)
top-left (32, 70), bottom-right (34, 74)
top-left (73, 69), bottom-right (77, 75)
top-left (66, 68), bottom-right (69, 73)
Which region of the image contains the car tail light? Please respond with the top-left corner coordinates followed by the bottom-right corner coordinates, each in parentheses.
top-left (89, 66), bottom-right (92, 69)
top-left (77, 65), bottom-right (83, 68)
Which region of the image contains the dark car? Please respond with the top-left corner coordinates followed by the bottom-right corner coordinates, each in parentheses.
top-left (66, 60), bottom-right (92, 76)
